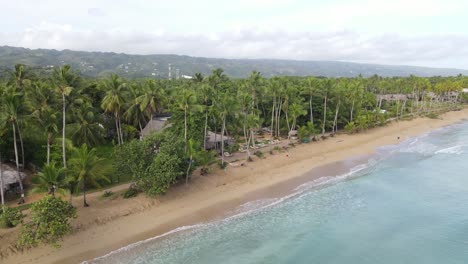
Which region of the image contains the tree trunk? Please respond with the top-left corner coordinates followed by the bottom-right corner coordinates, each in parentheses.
top-left (221, 116), bottom-right (226, 166)
top-left (350, 99), bottom-right (355, 122)
top-left (309, 95), bottom-right (314, 125)
top-left (83, 186), bottom-right (89, 207)
top-left (17, 123), bottom-right (25, 171)
top-left (69, 186), bottom-right (73, 206)
top-left (118, 116), bottom-right (124, 144)
top-left (185, 154), bottom-right (193, 185)
top-left (184, 108), bottom-right (188, 153)
top-left (12, 123), bottom-right (25, 204)
top-left (0, 151), bottom-right (5, 212)
top-left (271, 96), bottom-right (275, 138)
top-left (62, 93), bottom-right (67, 168)
top-left (114, 114), bottom-right (121, 145)
top-left (277, 99), bottom-right (283, 137)
top-left (204, 107), bottom-right (208, 150)
top-left (47, 132), bottom-right (52, 165)
top-left (322, 95), bottom-right (328, 137)
top-left (333, 100), bottom-right (340, 134)
top-left (243, 120), bottom-right (251, 159)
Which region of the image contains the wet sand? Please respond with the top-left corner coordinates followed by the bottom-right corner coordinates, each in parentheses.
top-left (2, 108), bottom-right (467, 264)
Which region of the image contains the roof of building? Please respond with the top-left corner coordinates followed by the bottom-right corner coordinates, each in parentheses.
top-left (205, 131), bottom-right (233, 143)
top-left (1, 163), bottom-right (26, 190)
top-left (140, 117), bottom-right (172, 137)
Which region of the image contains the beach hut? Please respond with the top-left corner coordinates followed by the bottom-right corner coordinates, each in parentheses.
top-left (205, 131), bottom-right (234, 150)
top-left (140, 116), bottom-right (172, 138)
top-left (1, 163), bottom-right (26, 193)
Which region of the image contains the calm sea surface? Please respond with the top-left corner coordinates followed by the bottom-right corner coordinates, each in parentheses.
top-left (88, 121), bottom-right (468, 264)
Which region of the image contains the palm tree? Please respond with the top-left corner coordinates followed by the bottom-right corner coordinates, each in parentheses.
top-left (32, 162), bottom-right (67, 196)
top-left (185, 138), bottom-right (196, 185)
top-left (216, 92), bottom-right (237, 166)
top-left (304, 77), bottom-right (319, 125)
top-left (173, 87), bottom-right (201, 152)
top-left (288, 103), bottom-right (306, 139)
top-left (321, 79), bottom-right (333, 138)
top-left (2, 89), bottom-right (25, 203)
top-left (53, 65), bottom-right (77, 169)
top-left (68, 144), bottom-right (111, 207)
top-left (68, 103), bottom-right (104, 147)
top-left (137, 79), bottom-right (164, 131)
top-left (124, 83), bottom-right (146, 132)
top-left (197, 83), bottom-right (213, 150)
top-left (32, 108), bottom-right (59, 164)
top-left (101, 74), bottom-right (127, 145)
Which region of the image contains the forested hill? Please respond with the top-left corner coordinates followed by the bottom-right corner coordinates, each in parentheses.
top-left (1, 45), bottom-right (467, 78)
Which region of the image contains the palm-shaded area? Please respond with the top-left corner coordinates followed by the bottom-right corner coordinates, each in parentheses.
top-left (0, 64), bottom-right (466, 208)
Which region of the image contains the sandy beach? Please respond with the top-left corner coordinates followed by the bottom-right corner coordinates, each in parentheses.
top-left (1, 108), bottom-right (467, 264)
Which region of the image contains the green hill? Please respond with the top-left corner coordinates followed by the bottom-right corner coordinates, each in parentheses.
top-left (1, 45), bottom-right (467, 78)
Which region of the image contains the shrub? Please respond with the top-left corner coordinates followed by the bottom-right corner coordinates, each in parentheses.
top-left (254, 150), bottom-right (264, 158)
top-left (17, 196), bottom-right (76, 249)
top-left (123, 185), bottom-right (139, 199)
top-left (0, 207), bottom-right (24, 228)
top-left (102, 190), bottom-right (114, 198)
top-left (345, 122), bottom-right (357, 134)
top-left (226, 143), bottom-right (239, 153)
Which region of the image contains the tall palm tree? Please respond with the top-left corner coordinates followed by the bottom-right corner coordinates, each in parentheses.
top-left (101, 74), bottom-right (127, 145)
top-left (137, 79), bottom-right (164, 130)
top-left (124, 83), bottom-right (146, 132)
top-left (68, 144), bottom-right (111, 207)
top-left (53, 65), bottom-right (77, 169)
top-left (217, 92), bottom-right (237, 166)
top-left (32, 162), bottom-right (67, 196)
top-left (173, 87), bottom-right (202, 152)
top-left (2, 89), bottom-right (25, 203)
top-left (196, 83), bottom-right (213, 150)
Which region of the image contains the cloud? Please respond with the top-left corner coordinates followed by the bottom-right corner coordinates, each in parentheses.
top-left (87, 8), bottom-right (106, 17)
top-left (1, 22), bottom-right (468, 69)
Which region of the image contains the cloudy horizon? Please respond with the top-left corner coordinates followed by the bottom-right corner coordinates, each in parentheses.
top-left (1, 0), bottom-right (468, 69)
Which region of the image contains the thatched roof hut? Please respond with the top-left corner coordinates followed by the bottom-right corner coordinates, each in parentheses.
top-left (205, 131), bottom-right (234, 150)
top-left (1, 163), bottom-right (26, 191)
top-left (140, 116), bottom-right (172, 137)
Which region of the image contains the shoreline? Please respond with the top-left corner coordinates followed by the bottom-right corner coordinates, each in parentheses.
top-left (2, 108), bottom-right (467, 264)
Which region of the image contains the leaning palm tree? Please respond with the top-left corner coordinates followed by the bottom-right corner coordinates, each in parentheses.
top-left (101, 74), bottom-right (127, 145)
top-left (32, 162), bottom-right (67, 196)
top-left (68, 144), bottom-right (111, 207)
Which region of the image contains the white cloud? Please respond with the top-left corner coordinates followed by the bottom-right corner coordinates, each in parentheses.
top-left (1, 22), bottom-right (467, 69)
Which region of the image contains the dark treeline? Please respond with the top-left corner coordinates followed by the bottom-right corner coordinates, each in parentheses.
top-left (0, 64), bottom-right (467, 206)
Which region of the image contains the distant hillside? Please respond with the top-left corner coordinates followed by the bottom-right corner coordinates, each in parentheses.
top-left (1, 46), bottom-right (467, 78)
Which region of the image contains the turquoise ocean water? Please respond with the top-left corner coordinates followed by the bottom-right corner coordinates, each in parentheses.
top-left (89, 121), bottom-right (468, 264)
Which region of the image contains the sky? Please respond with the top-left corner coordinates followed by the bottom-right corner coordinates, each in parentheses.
top-left (1, 0), bottom-right (468, 69)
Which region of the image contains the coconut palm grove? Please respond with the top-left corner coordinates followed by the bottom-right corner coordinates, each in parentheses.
top-left (0, 64), bottom-right (467, 248)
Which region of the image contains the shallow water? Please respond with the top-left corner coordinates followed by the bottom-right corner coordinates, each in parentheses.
top-left (89, 121), bottom-right (468, 264)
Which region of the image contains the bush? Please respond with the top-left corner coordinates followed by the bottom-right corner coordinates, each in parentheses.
top-left (102, 190), bottom-right (114, 198)
top-left (226, 143), bottom-right (239, 153)
top-left (0, 207), bottom-right (24, 228)
top-left (345, 122), bottom-right (357, 134)
top-left (17, 196), bottom-right (76, 249)
top-left (254, 150), bottom-right (264, 158)
top-left (123, 185), bottom-right (139, 199)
